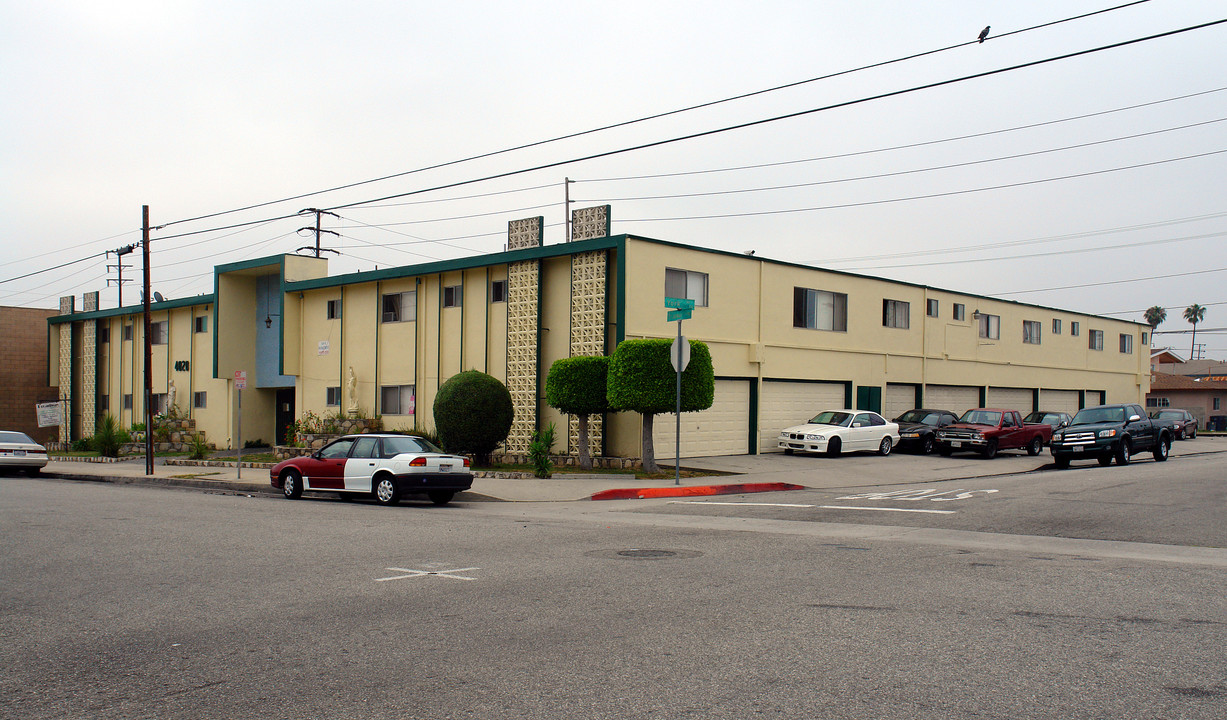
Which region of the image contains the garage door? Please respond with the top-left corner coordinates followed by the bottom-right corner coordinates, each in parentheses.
top-left (1041, 389), bottom-right (1081, 414)
top-left (1085, 390), bottom-right (1105, 407)
top-left (884, 384), bottom-right (919, 421)
top-left (987, 386), bottom-right (1034, 412)
top-left (654, 379), bottom-right (751, 460)
top-left (759, 380), bottom-right (847, 451)
top-left (923, 385), bottom-right (980, 415)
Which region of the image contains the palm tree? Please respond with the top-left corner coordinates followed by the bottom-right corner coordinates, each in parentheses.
top-left (1184, 304), bottom-right (1206, 358)
top-left (1143, 305), bottom-right (1166, 341)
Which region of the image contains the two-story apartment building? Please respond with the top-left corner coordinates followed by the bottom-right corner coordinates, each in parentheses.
top-left (49, 207), bottom-right (1150, 460)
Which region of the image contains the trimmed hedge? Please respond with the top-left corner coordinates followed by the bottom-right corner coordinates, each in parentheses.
top-left (545, 356), bottom-right (609, 416)
top-left (607, 338), bottom-right (714, 414)
top-left (432, 371), bottom-right (514, 462)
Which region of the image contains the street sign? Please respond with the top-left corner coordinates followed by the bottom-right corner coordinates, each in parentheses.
top-left (234, 370), bottom-right (247, 390)
top-left (670, 336), bottom-right (691, 372)
top-left (36, 402), bottom-right (62, 428)
top-left (664, 297), bottom-right (695, 310)
top-left (667, 308), bottom-right (692, 322)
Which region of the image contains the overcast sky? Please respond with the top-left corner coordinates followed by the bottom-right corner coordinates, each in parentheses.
top-left (2, 1), bottom-right (1225, 355)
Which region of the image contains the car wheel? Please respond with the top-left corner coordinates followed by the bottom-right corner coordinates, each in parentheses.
top-left (1115, 439), bottom-right (1131, 466)
top-left (878, 436), bottom-right (893, 456)
top-left (826, 437), bottom-right (842, 458)
top-left (783, 448), bottom-right (794, 456)
top-left (1189, 427), bottom-right (1196, 439)
top-left (981, 439), bottom-right (998, 459)
top-left (1054, 456), bottom-right (1070, 469)
top-left (282, 469), bottom-right (303, 499)
top-left (373, 475), bottom-right (400, 506)
top-left (938, 445), bottom-right (953, 457)
top-left (1097, 454), bottom-right (1113, 467)
top-left (1026, 436), bottom-right (1042, 456)
top-left (428, 490), bottom-right (455, 506)
top-left (1153, 436), bottom-right (1170, 462)
top-left (1176, 428), bottom-right (1184, 441)
top-left (921, 436), bottom-right (935, 455)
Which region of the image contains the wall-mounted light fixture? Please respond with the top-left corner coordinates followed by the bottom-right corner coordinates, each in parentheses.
top-left (973, 310), bottom-right (982, 320)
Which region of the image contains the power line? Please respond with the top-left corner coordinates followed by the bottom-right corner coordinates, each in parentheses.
top-left (996, 266), bottom-right (1227, 296)
top-left (1100, 300), bottom-right (1227, 317)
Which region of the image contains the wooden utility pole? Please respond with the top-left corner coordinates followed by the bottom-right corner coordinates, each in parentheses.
top-left (564, 178), bottom-right (573, 242)
top-left (297, 208), bottom-right (340, 257)
top-left (142, 206), bottom-right (153, 475)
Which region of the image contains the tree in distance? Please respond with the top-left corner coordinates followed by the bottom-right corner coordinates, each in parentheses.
top-left (544, 355), bottom-right (609, 471)
top-left (432, 370), bottom-right (513, 466)
top-left (1184, 303), bottom-right (1206, 358)
top-left (1143, 305), bottom-right (1167, 336)
top-left (606, 338), bottom-right (714, 474)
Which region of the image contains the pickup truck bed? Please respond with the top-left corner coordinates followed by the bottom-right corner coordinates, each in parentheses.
top-left (936, 408), bottom-right (1053, 459)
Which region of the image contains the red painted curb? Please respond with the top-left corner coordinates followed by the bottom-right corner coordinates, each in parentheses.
top-left (590, 482), bottom-right (805, 501)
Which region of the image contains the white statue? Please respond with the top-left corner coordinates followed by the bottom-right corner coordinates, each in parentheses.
top-left (346, 366), bottom-right (359, 417)
top-left (167, 378), bottom-right (178, 416)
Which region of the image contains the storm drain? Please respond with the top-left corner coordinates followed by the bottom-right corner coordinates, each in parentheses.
top-left (586, 548), bottom-right (703, 560)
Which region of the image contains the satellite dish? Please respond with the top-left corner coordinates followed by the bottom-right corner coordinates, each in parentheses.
top-left (153, 292), bottom-right (165, 302)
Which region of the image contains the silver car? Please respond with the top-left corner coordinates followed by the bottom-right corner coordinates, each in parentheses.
top-left (0, 431), bottom-right (50, 476)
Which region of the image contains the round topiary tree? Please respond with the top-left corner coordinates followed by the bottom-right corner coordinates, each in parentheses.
top-left (432, 370), bottom-right (514, 466)
top-left (545, 355), bottom-right (609, 470)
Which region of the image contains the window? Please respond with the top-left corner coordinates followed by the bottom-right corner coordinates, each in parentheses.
top-left (926, 299), bottom-right (939, 318)
top-left (351, 436), bottom-right (379, 459)
top-left (1023, 321), bottom-right (1042, 344)
top-left (1052, 319), bottom-right (1062, 335)
top-left (665, 268), bottom-right (709, 307)
top-left (123, 394), bottom-right (133, 410)
top-left (194, 316), bottom-right (208, 333)
top-left (193, 392), bottom-right (206, 409)
top-left (1215, 398), bottom-right (1221, 411)
top-left (326, 299), bottom-right (342, 320)
top-left (151, 393), bottom-right (167, 415)
top-left (382, 291), bottom-right (416, 323)
top-left (1119, 333), bottom-right (1133, 354)
top-left (380, 384), bottom-right (416, 415)
top-left (443, 285), bottom-right (463, 308)
top-left (1071, 321), bottom-right (1080, 337)
top-left (491, 279), bottom-right (507, 303)
top-left (882, 299), bottom-right (910, 329)
top-left (1142, 332), bottom-right (1148, 346)
top-left (99, 326), bottom-right (110, 343)
top-left (150, 321), bottom-right (168, 345)
top-left (953, 303), bottom-right (965, 321)
top-left (1147, 397), bottom-right (1169, 408)
top-left (978, 313), bottom-right (1001, 340)
top-left (1089, 329), bottom-right (1104, 351)
top-left (793, 288), bottom-right (847, 332)
top-left (326, 386), bottom-right (341, 406)
top-left (320, 438), bottom-right (355, 460)
top-left (123, 324), bottom-right (133, 342)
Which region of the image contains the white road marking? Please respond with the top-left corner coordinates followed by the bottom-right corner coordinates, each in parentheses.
top-left (668, 501), bottom-right (815, 508)
top-left (376, 567), bottom-right (480, 582)
top-left (820, 505), bottom-right (956, 515)
top-left (836, 489), bottom-right (997, 502)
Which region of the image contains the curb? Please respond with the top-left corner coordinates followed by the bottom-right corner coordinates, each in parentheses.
top-left (589, 482), bottom-right (805, 501)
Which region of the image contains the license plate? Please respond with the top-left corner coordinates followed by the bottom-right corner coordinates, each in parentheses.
top-left (440, 464), bottom-right (451, 472)
top-left (1072, 446), bottom-right (1082, 453)
top-left (951, 441), bottom-right (962, 448)
top-left (14, 450), bottom-right (26, 457)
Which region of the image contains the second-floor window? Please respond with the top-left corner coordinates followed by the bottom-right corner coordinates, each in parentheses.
top-left (99, 326), bottom-right (110, 343)
top-left (926, 299), bottom-right (939, 317)
top-left (326, 299), bottom-right (342, 320)
top-left (194, 316), bottom-right (208, 333)
top-left (381, 384), bottom-right (416, 415)
top-left (978, 313), bottom-right (1001, 340)
top-left (1023, 321), bottom-right (1042, 344)
top-left (1119, 333), bottom-right (1134, 354)
top-left (953, 303), bottom-right (965, 321)
top-left (382, 291), bottom-right (416, 323)
top-left (665, 268), bottom-right (708, 307)
top-left (1089, 329), bottom-right (1104, 351)
top-left (150, 321), bottom-right (168, 345)
top-left (1052, 319), bottom-right (1062, 335)
top-left (491, 280), bottom-right (507, 303)
top-left (1071, 321), bottom-right (1081, 336)
top-left (793, 288), bottom-right (847, 332)
top-left (123, 324), bottom-right (133, 342)
top-left (443, 285), bottom-right (463, 308)
top-left (882, 300), bottom-right (910, 329)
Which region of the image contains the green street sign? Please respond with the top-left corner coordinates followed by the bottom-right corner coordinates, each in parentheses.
top-left (664, 297), bottom-right (695, 310)
top-left (667, 308), bottom-right (692, 322)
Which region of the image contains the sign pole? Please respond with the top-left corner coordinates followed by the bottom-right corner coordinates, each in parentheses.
top-left (675, 318), bottom-right (682, 486)
top-left (237, 388), bottom-right (242, 480)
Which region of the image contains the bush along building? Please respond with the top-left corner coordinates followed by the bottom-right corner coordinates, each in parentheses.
top-left (49, 206), bottom-right (1151, 462)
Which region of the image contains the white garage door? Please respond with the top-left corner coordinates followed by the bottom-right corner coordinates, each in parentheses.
top-left (759, 380), bottom-right (847, 451)
top-left (1041, 389), bottom-right (1081, 414)
top-left (924, 385), bottom-right (980, 415)
top-left (1085, 390), bottom-right (1105, 407)
top-left (987, 386), bottom-right (1034, 412)
top-left (884, 384), bottom-right (919, 421)
top-left (654, 379), bottom-right (751, 460)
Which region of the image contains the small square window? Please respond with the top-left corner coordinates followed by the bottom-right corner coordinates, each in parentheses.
top-left (1215, 398), bottom-right (1221, 411)
top-left (123, 394), bottom-right (133, 410)
top-left (978, 313), bottom-right (1000, 340)
top-left (443, 285), bottom-right (463, 308)
top-left (882, 299), bottom-right (910, 329)
top-left (926, 299), bottom-right (939, 318)
top-left (665, 268), bottom-right (709, 307)
top-left (123, 324), bottom-right (133, 342)
top-left (953, 303), bottom-right (965, 321)
top-left (1089, 329), bottom-right (1104, 351)
top-left (150, 321), bottom-right (168, 345)
top-left (1023, 321), bottom-right (1041, 344)
top-left (326, 386), bottom-right (341, 406)
top-left (326, 299), bottom-right (342, 320)
top-left (194, 316), bottom-right (208, 333)
top-left (193, 392), bottom-right (207, 409)
top-left (1119, 333), bottom-right (1134, 354)
top-left (151, 393), bottom-right (168, 415)
top-left (1052, 319), bottom-right (1062, 335)
top-left (491, 280), bottom-right (507, 303)
top-left (1071, 321), bottom-right (1081, 337)
top-left (1142, 332), bottom-right (1148, 346)
top-left (380, 384), bottom-right (416, 415)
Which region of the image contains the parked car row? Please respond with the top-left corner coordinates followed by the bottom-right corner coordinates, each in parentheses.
top-left (777, 402), bottom-right (1197, 462)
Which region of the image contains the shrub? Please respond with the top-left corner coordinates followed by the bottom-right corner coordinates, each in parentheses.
top-left (433, 370), bottom-right (514, 465)
top-left (188, 433), bottom-right (211, 460)
top-left (528, 423), bottom-right (556, 478)
top-left (71, 436), bottom-right (95, 452)
top-left (244, 439), bottom-right (266, 449)
top-left (94, 415), bottom-right (129, 457)
top-left (130, 422), bottom-right (146, 433)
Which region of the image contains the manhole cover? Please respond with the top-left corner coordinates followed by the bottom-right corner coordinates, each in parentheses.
top-left (618, 549), bottom-right (676, 558)
top-left (585, 548), bottom-right (703, 560)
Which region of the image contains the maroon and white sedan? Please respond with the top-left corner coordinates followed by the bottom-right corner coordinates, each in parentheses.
top-left (270, 434), bottom-right (472, 506)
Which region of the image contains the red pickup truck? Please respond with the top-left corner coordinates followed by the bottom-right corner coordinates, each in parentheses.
top-left (935, 408), bottom-right (1053, 459)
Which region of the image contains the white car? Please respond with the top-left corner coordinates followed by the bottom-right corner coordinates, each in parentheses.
top-left (0, 431), bottom-right (50, 476)
top-left (778, 409), bottom-right (900, 457)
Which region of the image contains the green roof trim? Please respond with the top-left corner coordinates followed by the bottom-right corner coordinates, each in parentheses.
top-left (48, 294), bottom-right (215, 325)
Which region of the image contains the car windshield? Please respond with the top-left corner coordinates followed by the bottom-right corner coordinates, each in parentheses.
top-left (1156, 411), bottom-right (1181, 419)
top-left (958, 410), bottom-right (1001, 426)
top-left (807, 411), bottom-right (852, 427)
top-left (382, 435), bottom-right (443, 456)
top-left (896, 410), bottom-right (940, 425)
top-left (0, 431), bottom-right (36, 444)
top-left (1072, 407), bottom-right (1126, 425)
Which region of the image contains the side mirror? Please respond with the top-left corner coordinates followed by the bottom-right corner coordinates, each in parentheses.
top-left (1128, 414), bottom-right (1141, 423)
top-left (852, 422), bottom-right (864, 428)
top-left (1057, 421), bottom-right (1068, 429)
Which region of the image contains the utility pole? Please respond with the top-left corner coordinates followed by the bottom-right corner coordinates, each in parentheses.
top-left (142, 206), bottom-right (153, 476)
top-left (108, 244), bottom-right (136, 307)
top-left (564, 178), bottom-right (573, 242)
top-left (297, 208), bottom-right (340, 257)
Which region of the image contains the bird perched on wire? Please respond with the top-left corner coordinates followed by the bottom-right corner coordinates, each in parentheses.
top-left (978, 26), bottom-right (990, 43)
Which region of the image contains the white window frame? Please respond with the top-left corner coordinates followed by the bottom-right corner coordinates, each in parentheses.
top-left (194, 316), bottom-right (208, 333)
top-left (978, 313), bottom-right (1000, 340)
top-left (326, 386), bottom-right (341, 406)
top-left (381, 291), bottom-right (417, 323)
top-left (926, 299), bottom-right (939, 318)
top-left (1071, 321), bottom-right (1081, 337)
top-left (443, 285), bottom-right (463, 308)
top-left (794, 288), bottom-right (847, 332)
top-left (193, 391), bottom-right (207, 409)
top-left (1052, 319), bottom-right (1062, 335)
top-left (665, 268), bottom-right (709, 307)
top-left (150, 321), bottom-right (168, 345)
top-left (380, 384), bottom-right (416, 415)
top-left (1023, 320), bottom-right (1042, 344)
top-left (882, 299), bottom-right (910, 329)
top-left (953, 303), bottom-right (965, 321)
top-left (1119, 333), bottom-right (1134, 354)
top-left (1089, 329), bottom-right (1104, 351)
